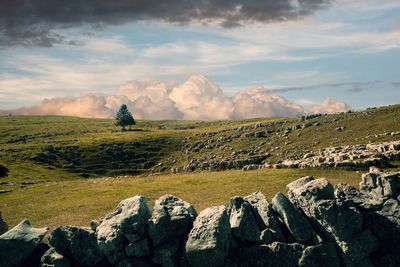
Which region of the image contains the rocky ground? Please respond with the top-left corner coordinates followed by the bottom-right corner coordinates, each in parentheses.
top-left (1, 167), bottom-right (400, 267)
top-left (171, 140), bottom-right (400, 173)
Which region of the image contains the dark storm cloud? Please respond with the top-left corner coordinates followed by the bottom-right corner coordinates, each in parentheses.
top-left (0, 0), bottom-right (332, 47)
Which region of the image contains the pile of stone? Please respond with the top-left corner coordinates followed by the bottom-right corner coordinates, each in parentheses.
top-left (171, 155), bottom-right (267, 173)
top-left (264, 140), bottom-right (400, 170)
top-left (1, 168), bottom-right (400, 266)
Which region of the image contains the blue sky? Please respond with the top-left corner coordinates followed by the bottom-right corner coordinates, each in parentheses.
top-left (0, 0), bottom-right (399, 114)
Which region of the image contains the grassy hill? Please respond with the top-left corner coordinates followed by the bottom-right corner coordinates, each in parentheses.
top-left (0, 104), bottom-right (400, 229)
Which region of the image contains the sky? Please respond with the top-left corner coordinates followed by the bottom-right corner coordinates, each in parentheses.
top-left (0, 0), bottom-right (399, 120)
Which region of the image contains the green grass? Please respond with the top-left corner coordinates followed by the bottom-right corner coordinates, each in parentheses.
top-left (1, 104), bottom-right (400, 230)
top-left (0, 168), bottom-right (363, 230)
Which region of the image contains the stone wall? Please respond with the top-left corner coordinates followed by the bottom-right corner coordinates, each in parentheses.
top-left (1, 168), bottom-right (400, 267)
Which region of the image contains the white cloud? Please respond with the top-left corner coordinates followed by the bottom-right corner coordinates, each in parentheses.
top-left (308, 96), bottom-right (351, 114)
top-left (169, 75), bottom-right (234, 120)
top-left (232, 86), bottom-right (305, 119)
top-left (2, 75), bottom-right (354, 120)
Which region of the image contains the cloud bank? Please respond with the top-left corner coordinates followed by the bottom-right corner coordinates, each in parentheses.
top-left (0, 0), bottom-right (331, 47)
top-left (1, 75), bottom-right (351, 120)
top-left (308, 96), bottom-right (351, 114)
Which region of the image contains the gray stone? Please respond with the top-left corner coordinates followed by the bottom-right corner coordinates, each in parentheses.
top-left (97, 195), bottom-right (151, 264)
top-left (49, 226), bottom-right (103, 266)
top-left (334, 183), bottom-right (383, 211)
top-left (152, 239), bottom-right (180, 267)
top-left (185, 206), bottom-right (231, 267)
top-left (226, 242), bottom-right (305, 267)
top-left (125, 238), bottom-right (150, 257)
top-left (148, 195), bottom-right (196, 247)
top-left (0, 210), bottom-right (7, 235)
top-left (229, 196), bottom-right (260, 242)
top-left (287, 178), bottom-right (334, 209)
top-left (259, 229), bottom-right (273, 244)
top-left (360, 171), bottom-right (399, 200)
top-left (244, 191), bottom-right (285, 242)
top-left (116, 257), bottom-right (156, 267)
top-left (0, 219), bottom-right (48, 267)
top-left (271, 192), bottom-right (314, 243)
top-left (41, 247), bottom-right (71, 267)
top-left (298, 242), bottom-right (340, 267)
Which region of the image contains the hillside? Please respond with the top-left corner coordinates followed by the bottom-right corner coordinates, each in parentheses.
top-left (0, 104), bottom-right (400, 187)
top-left (1, 104), bottom-right (400, 229)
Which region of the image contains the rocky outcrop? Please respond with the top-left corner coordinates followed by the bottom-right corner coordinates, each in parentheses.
top-left (185, 206), bottom-right (231, 267)
top-left (0, 219), bottom-right (48, 267)
top-left (1, 168), bottom-right (400, 266)
top-left (96, 195), bottom-right (151, 265)
top-left (265, 141), bottom-right (400, 169)
top-left (149, 195), bottom-right (197, 266)
top-left (49, 226), bottom-right (103, 266)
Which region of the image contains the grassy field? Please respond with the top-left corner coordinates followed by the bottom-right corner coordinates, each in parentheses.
top-left (0, 104), bottom-right (400, 230)
top-left (1, 168), bottom-right (365, 230)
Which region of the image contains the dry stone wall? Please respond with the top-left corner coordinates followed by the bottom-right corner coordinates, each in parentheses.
top-left (1, 168), bottom-right (400, 267)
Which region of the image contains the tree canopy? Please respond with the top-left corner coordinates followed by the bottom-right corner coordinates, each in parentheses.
top-left (115, 104), bottom-right (135, 130)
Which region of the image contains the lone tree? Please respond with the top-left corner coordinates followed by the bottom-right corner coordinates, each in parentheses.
top-left (115, 104), bottom-right (136, 130)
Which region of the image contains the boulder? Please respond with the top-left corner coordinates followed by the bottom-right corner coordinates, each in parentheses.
top-left (244, 191), bottom-right (285, 242)
top-left (185, 206), bottom-right (231, 267)
top-left (271, 192), bottom-right (314, 243)
top-left (334, 183), bottom-right (383, 211)
top-left (226, 242), bottom-right (305, 267)
top-left (125, 238), bottom-right (150, 257)
top-left (148, 195), bottom-right (196, 247)
top-left (287, 178), bottom-right (334, 209)
top-left (229, 196), bottom-right (260, 242)
top-left (152, 239), bottom-right (180, 267)
top-left (41, 247), bottom-right (71, 267)
top-left (21, 242), bottom-right (50, 267)
top-left (289, 179), bottom-right (372, 263)
top-left (97, 195), bottom-right (151, 265)
top-left (298, 242), bottom-right (340, 267)
top-left (0, 210), bottom-right (8, 235)
top-left (49, 226), bottom-right (103, 266)
top-left (0, 219), bottom-right (48, 267)
top-left (360, 171), bottom-right (399, 200)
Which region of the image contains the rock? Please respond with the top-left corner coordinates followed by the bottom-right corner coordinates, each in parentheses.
top-left (125, 238), bottom-right (150, 257)
top-left (244, 191), bottom-right (285, 242)
top-left (287, 178), bottom-right (334, 208)
top-left (0, 211), bottom-right (8, 235)
top-left (364, 198), bottom-right (400, 259)
top-left (271, 192), bottom-right (314, 243)
top-left (0, 219), bottom-right (48, 267)
top-left (229, 196), bottom-right (260, 242)
top-left (152, 239), bottom-right (180, 267)
top-left (298, 242), bottom-right (340, 267)
top-left (259, 229), bottom-right (273, 244)
top-left (116, 257), bottom-right (156, 267)
top-left (286, 176), bottom-right (377, 262)
top-left (49, 226), bottom-right (103, 266)
top-left (334, 183), bottom-right (383, 211)
top-left (185, 206), bottom-right (231, 267)
top-left (360, 171), bottom-right (398, 200)
top-left (41, 247), bottom-right (71, 267)
top-left (97, 195), bottom-right (151, 264)
top-left (148, 195), bottom-right (197, 247)
top-left (226, 242), bottom-right (305, 267)
top-left (22, 242), bottom-right (50, 267)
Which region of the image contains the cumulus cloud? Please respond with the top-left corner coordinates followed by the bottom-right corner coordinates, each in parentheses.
top-left (308, 96), bottom-right (351, 114)
top-left (169, 75), bottom-right (234, 120)
top-left (232, 86), bottom-right (305, 119)
top-left (1, 75), bottom-right (352, 120)
top-left (0, 0), bottom-right (331, 47)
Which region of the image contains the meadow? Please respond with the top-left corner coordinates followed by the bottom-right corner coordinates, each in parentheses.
top-left (1, 104), bottom-right (400, 229)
